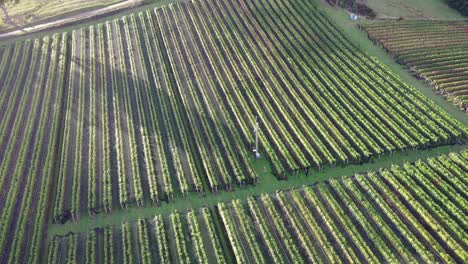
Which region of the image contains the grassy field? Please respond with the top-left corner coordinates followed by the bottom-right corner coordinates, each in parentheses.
top-left (363, 0), bottom-right (465, 19)
top-left (0, 0), bottom-right (187, 44)
top-left (0, 0), bottom-right (129, 32)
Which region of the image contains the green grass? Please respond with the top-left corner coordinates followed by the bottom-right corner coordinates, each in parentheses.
top-left (364, 0), bottom-right (465, 19)
top-left (47, 143), bottom-right (466, 236)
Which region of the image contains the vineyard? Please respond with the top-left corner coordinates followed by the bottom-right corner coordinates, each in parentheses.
top-left (0, 34), bottom-right (67, 263)
top-left (52, 5), bottom-right (261, 223)
top-left (48, 152), bottom-right (468, 263)
top-left (361, 20), bottom-right (468, 111)
top-left (51, 0), bottom-right (467, 222)
top-left (0, 0), bottom-right (467, 263)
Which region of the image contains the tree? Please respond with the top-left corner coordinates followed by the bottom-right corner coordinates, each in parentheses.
top-left (446, 0), bottom-right (468, 16)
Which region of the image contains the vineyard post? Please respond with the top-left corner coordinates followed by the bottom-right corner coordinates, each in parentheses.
top-left (253, 116), bottom-right (261, 159)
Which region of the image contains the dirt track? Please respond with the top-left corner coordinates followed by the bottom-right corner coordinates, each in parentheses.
top-left (0, 0), bottom-right (140, 40)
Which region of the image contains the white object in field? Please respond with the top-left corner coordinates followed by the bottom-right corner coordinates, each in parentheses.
top-left (350, 13), bottom-right (359, 20)
top-left (253, 116), bottom-right (261, 159)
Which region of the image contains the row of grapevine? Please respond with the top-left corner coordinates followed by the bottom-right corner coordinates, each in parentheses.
top-left (49, 208), bottom-right (229, 263)
top-left (48, 151), bottom-right (468, 263)
top-left (360, 20), bottom-right (468, 111)
top-left (155, 0), bottom-right (466, 178)
top-left (52, 4), bottom-right (259, 222)
top-left (0, 33), bottom-right (68, 263)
